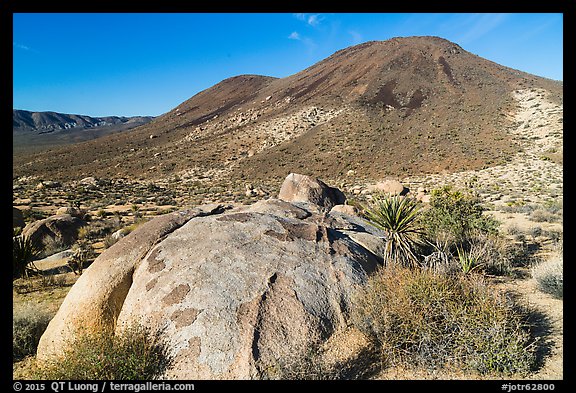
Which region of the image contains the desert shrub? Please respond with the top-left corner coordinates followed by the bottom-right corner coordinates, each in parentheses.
top-left (13, 229), bottom-right (43, 279)
top-left (13, 303), bottom-right (54, 361)
top-left (362, 194), bottom-right (424, 267)
top-left (67, 240), bottom-right (95, 275)
top-left (505, 239), bottom-right (541, 268)
top-left (506, 224), bottom-right (522, 236)
top-left (420, 237), bottom-right (459, 275)
top-left (423, 233), bottom-right (515, 276)
top-left (22, 209), bottom-right (49, 224)
top-left (36, 323), bottom-right (173, 380)
top-left (77, 218), bottom-right (120, 241)
top-left (419, 186), bottom-right (499, 244)
top-left (456, 232), bottom-right (515, 276)
top-left (530, 209), bottom-right (559, 223)
top-left (40, 236), bottom-right (68, 258)
top-left (350, 267), bottom-right (536, 376)
top-left (103, 233), bottom-right (119, 249)
top-left (532, 255), bottom-right (563, 299)
top-left (259, 343), bottom-right (380, 380)
top-left (259, 345), bottom-right (340, 380)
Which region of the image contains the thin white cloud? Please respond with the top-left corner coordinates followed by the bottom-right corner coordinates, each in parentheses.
top-left (293, 13), bottom-right (324, 27)
top-left (348, 30), bottom-right (363, 45)
top-left (293, 13), bottom-right (306, 22)
top-left (13, 42), bottom-right (31, 51)
top-left (13, 42), bottom-right (40, 54)
top-left (287, 31), bottom-right (317, 54)
top-left (307, 14), bottom-right (320, 27)
top-left (457, 13), bottom-right (509, 44)
top-left (288, 31), bottom-right (301, 40)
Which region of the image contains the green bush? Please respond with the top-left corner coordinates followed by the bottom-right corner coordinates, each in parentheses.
top-left (350, 267), bottom-right (536, 376)
top-left (419, 186), bottom-right (499, 244)
top-left (13, 303), bottom-right (54, 361)
top-left (362, 194), bottom-right (424, 267)
top-left (36, 323), bottom-right (173, 380)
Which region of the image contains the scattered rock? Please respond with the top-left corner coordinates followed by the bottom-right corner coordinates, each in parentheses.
top-left (110, 228), bottom-right (128, 242)
top-left (79, 177), bottom-right (98, 187)
top-left (330, 204), bottom-right (358, 216)
top-left (56, 207), bottom-right (82, 217)
top-left (416, 193), bottom-right (431, 203)
top-left (367, 179), bottom-right (408, 195)
top-left (36, 180), bottom-right (61, 189)
top-left (278, 173), bottom-right (346, 210)
top-left (22, 214), bottom-right (86, 248)
top-left (43, 181), bottom-right (61, 188)
top-left (349, 185), bottom-right (363, 195)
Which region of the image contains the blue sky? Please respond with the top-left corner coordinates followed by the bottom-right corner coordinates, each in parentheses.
top-left (13, 13), bottom-right (563, 117)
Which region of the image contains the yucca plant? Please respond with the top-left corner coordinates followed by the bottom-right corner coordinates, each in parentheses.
top-left (13, 229), bottom-right (42, 279)
top-left (456, 246), bottom-right (482, 274)
top-left (363, 193), bottom-right (424, 268)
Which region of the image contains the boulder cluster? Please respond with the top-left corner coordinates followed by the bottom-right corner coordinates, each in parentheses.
top-left (37, 173), bottom-right (387, 379)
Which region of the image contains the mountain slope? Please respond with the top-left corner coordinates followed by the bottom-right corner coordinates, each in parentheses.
top-left (12, 36), bottom-right (562, 185)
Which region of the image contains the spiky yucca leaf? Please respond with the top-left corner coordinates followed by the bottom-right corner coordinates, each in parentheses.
top-left (363, 194), bottom-right (424, 268)
top-left (13, 231), bottom-right (42, 279)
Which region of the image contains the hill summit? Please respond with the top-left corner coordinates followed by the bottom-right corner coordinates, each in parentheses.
top-left (13, 36), bottom-right (562, 185)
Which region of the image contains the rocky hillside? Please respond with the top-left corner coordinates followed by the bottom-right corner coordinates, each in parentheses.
top-left (13, 36), bottom-right (562, 186)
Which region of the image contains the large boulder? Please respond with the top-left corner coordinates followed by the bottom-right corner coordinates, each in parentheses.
top-left (13, 207), bottom-right (25, 229)
top-left (55, 206), bottom-right (83, 217)
top-left (22, 214), bottom-right (86, 247)
top-left (278, 173), bottom-right (346, 210)
top-left (37, 188), bottom-right (385, 379)
top-left (367, 179), bottom-right (408, 195)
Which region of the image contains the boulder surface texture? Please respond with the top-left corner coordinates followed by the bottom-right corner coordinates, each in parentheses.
top-left (37, 174), bottom-right (385, 379)
top-left (22, 214), bottom-right (85, 247)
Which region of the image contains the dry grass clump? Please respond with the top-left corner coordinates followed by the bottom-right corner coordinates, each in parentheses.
top-left (13, 303), bottom-right (54, 361)
top-left (350, 267), bottom-right (536, 376)
top-left (34, 323), bottom-right (173, 380)
top-left (258, 339), bottom-right (380, 380)
top-left (532, 257), bottom-right (563, 299)
top-left (531, 239), bottom-right (563, 299)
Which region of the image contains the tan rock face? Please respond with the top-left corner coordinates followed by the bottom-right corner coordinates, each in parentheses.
top-left (36, 205), bottom-right (224, 362)
top-left (22, 214), bottom-right (85, 247)
top-left (367, 179), bottom-right (408, 195)
top-left (55, 206), bottom-right (82, 217)
top-left (37, 180), bottom-right (385, 379)
top-left (277, 173), bottom-right (346, 209)
top-left (13, 207), bottom-right (25, 229)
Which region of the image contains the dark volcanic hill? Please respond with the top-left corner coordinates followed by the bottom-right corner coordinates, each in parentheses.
top-left (13, 36), bottom-right (562, 185)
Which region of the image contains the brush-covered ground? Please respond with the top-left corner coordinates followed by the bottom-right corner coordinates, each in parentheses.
top-left (13, 87), bottom-right (562, 380)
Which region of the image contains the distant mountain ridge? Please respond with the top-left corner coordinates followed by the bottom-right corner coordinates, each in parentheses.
top-left (13, 109), bottom-right (154, 134)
